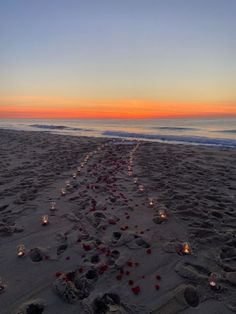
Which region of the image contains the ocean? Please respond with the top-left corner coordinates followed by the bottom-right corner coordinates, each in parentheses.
top-left (0, 118), bottom-right (236, 147)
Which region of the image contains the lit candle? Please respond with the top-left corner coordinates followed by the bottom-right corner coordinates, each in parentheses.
top-left (50, 201), bottom-right (56, 210)
top-left (148, 198), bottom-right (155, 207)
top-left (61, 188), bottom-right (66, 196)
top-left (42, 215), bottom-right (49, 225)
top-left (77, 167), bottom-right (81, 173)
top-left (209, 273), bottom-right (218, 288)
top-left (72, 172), bottom-right (77, 179)
top-left (17, 244), bottom-right (25, 257)
top-left (134, 177), bottom-right (138, 184)
top-left (80, 162), bottom-right (84, 168)
top-left (158, 209), bottom-right (167, 220)
top-left (182, 242), bottom-right (192, 255)
top-left (138, 184), bottom-right (145, 192)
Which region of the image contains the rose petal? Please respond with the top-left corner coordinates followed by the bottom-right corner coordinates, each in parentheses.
top-left (132, 286), bottom-right (141, 295)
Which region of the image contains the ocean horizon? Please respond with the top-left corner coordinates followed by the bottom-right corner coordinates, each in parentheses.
top-left (1, 117), bottom-right (236, 148)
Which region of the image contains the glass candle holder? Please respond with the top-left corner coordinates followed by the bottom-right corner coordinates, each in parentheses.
top-left (209, 273), bottom-right (218, 288)
top-left (61, 188), bottom-right (66, 196)
top-left (42, 215), bottom-right (49, 225)
top-left (138, 184), bottom-right (145, 193)
top-left (50, 201), bottom-right (56, 210)
top-left (148, 198), bottom-right (155, 208)
top-left (17, 244), bottom-right (26, 257)
top-left (158, 209), bottom-right (167, 220)
top-left (65, 180), bottom-right (71, 188)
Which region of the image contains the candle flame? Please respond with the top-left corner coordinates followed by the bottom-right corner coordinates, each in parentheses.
top-left (182, 242), bottom-right (191, 254)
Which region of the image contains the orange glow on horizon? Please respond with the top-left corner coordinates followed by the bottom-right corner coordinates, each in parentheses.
top-left (0, 97), bottom-right (235, 119)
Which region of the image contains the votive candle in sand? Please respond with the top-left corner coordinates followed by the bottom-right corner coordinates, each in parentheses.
top-left (42, 215), bottom-right (49, 226)
top-left (65, 180), bottom-right (71, 188)
top-left (77, 166), bottom-right (81, 173)
top-left (17, 244), bottom-right (25, 257)
top-left (158, 209), bottom-right (167, 220)
top-left (134, 177), bottom-right (138, 184)
top-left (182, 242), bottom-right (192, 255)
top-left (72, 172), bottom-right (77, 179)
top-left (61, 188), bottom-right (66, 196)
top-left (138, 184), bottom-right (145, 193)
top-left (209, 273), bottom-right (218, 288)
top-left (148, 198), bottom-right (155, 207)
top-left (50, 201), bottom-right (56, 210)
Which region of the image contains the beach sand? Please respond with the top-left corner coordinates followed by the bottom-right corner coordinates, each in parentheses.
top-left (0, 129), bottom-right (235, 314)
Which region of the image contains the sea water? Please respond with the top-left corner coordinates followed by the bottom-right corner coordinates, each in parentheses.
top-left (0, 118), bottom-right (236, 147)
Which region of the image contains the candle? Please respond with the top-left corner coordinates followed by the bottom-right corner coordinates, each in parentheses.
top-left (80, 162), bottom-right (84, 168)
top-left (158, 209), bottom-right (167, 220)
top-left (148, 198), bottom-right (155, 207)
top-left (42, 215), bottom-right (49, 225)
top-left (134, 177), bottom-right (138, 184)
top-left (72, 172), bottom-right (77, 179)
top-left (209, 273), bottom-right (218, 288)
top-left (65, 180), bottom-right (70, 188)
top-left (182, 242), bottom-right (192, 255)
top-left (17, 244), bottom-right (25, 257)
top-left (61, 188), bottom-right (66, 196)
top-left (50, 201), bottom-right (56, 210)
top-left (138, 184), bottom-right (145, 192)
top-left (77, 167), bottom-right (81, 173)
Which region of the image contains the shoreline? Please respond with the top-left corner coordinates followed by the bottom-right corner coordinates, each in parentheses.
top-left (0, 129), bottom-right (235, 313)
top-left (1, 127), bottom-right (236, 149)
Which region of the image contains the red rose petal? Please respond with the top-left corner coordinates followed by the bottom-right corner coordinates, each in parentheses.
top-left (146, 248), bottom-right (152, 255)
top-left (55, 271), bottom-right (63, 277)
top-left (83, 244), bottom-right (92, 251)
top-left (155, 284), bottom-right (160, 290)
top-left (127, 261), bottom-right (133, 267)
top-left (65, 256), bottom-right (70, 260)
top-left (132, 286), bottom-right (141, 295)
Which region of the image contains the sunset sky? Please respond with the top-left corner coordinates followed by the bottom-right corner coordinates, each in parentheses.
top-left (0, 0), bottom-right (235, 119)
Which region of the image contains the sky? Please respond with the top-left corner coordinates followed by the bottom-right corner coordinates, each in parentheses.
top-left (0, 0), bottom-right (235, 119)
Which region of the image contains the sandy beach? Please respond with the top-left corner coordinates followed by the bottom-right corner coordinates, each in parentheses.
top-left (0, 129), bottom-right (235, 314)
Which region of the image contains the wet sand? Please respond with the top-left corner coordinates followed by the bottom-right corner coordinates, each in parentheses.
top-left (0, 129), bottom-right (236, 314)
